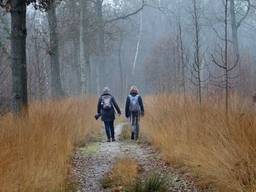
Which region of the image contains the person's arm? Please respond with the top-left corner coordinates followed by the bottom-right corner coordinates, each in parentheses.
top-left (125, 96), bottom-right (130, 118)
top-left (97, 97), bottom-right (102, 114)
top-left (138, 96), bottom-right (144, 115)
top-left (112, 97), bottom-right (121, 115)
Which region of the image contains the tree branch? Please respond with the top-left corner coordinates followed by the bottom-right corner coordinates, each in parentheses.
top-left (105, 0), bottom-right (145, 24)
top-left (211, 54), bottom-right (226, 70)
top-left (212, 26), bottom-right (232, 43)
top-left (237, 0), bottom-right (250, 28)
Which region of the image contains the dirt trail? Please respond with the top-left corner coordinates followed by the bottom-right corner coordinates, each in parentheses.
top-left (72, 124), bottom-right (203, 192)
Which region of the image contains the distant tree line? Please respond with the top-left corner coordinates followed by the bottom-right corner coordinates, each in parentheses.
top-left (0, 0), bottom-right (256, 115)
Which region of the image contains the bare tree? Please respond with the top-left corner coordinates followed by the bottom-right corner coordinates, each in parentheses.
top-left (190, 0), bottom-right (204, 105)
top-left (229, 0), bottom-right (251, 93)
top-left (230, 0), bottom-right (250, 66)
top-left (92, 0), bottom-right (146, 93)
top-left (211, 0), bottom-right (239, 115)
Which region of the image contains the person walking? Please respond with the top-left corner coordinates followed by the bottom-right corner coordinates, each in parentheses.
top-left (95, 87), bottom-right (121, 142)
top-left (125, 86), bottom-right (144, 140)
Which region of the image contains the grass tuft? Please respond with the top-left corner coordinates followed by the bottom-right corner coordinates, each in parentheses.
top-left (127, 172), bottom-right (167, 192)
top-left (143, 173), bottom-right (167, 192)
top-left (101, 158), bottom-right (139, 190)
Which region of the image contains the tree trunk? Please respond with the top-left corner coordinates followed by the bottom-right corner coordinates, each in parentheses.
top-left (10, 0), bottom-right (28, 114)
top-left (178, 22), bottom-right (186, 100)
top-left (193, 0), bottom-right (202, 105)
top-left (118, 36), bottom-right (124, 100)
top-left (95, 0), bottom-right (105, 92)
top-left (225, 0), bottom-right (229, 116)
top-left (80, 0), bottom-right (90, 95)
top-left (47, 1), bottom-right (64, 98)
top-left (73, 37), bottom-right (82, 95)
top-left (34, 38), bottom-right (43, 100)
top-left (230, 0), bottom-right (242, 91)
top-left (132, 11), bottom-right (143, 76)
top-left (230, 0), bottom-right (240, 62)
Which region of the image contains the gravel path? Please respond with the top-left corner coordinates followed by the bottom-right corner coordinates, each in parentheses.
top-left (72, 124), bottom-right (206, 192)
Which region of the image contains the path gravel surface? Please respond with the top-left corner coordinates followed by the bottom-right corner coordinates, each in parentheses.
top-left (72, 124), bottom-right (209, 192)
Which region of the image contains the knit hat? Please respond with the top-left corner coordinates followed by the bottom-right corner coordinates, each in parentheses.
top-left (103, 87), bottom-right (110, 94)
top-left (130, 85), bottom-right (139, 94)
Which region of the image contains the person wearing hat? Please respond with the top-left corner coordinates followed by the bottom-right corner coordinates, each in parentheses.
top-left (125, 86), bottom-right (144, 140)
top-left (95, 87), bottom-right (121, 142)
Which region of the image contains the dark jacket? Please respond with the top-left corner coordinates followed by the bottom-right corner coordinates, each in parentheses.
top-left (97, 93), bottom-right (121, 122)
top-left (125, 93), bottom-right (144, 118)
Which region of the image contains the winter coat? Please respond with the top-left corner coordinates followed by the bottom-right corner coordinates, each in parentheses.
top-left (97, 93), bottom-right (121, 122)
top-left (125, 93), bottom-right (144, 118)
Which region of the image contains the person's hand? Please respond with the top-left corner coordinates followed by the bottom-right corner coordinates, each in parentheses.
top-left (94, 113), bottom-right (100, 120)
top-left (141, 111), bottom-right (145, 117)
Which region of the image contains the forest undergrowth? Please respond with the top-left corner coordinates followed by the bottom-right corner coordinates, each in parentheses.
top-left (142, 94), bottom-right (256, 192)
top-left (0, 97), bottom-right (99, 192)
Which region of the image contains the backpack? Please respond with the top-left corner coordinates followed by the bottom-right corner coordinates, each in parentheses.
top-left (101, 95), bottom-right (112, 110)
top-left (129, 95), bottom-right (141, 112)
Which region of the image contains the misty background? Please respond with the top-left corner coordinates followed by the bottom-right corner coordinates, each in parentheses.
top-left (0, 0), bottom-right (255, 110)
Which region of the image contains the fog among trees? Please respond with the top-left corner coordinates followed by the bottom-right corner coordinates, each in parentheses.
top-left (0, 0), bottom-right (255, 113)
top-left (2, 1), bottom-right (256, 192)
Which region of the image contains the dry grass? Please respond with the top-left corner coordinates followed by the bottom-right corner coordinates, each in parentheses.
top-left (0, 97), bottom-right (99, 192)
top-left (120, 123), bottom-right (131, 140)
top-left (101, 158), bottom-right (139, 190)
top-left (142, 94), bottom-right (256, 192)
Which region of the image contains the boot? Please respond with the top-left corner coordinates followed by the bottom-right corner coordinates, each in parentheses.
top-left (131, 132), bottom-right (135, 140)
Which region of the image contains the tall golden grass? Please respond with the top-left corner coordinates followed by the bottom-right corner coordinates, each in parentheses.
top-left (0, 97), bottom-right (99, 192)
top-left (142, 95), bottom-right (256, 192)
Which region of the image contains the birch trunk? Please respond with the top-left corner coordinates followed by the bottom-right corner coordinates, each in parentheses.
top-left (132, 11), bottom-right (143, 76)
